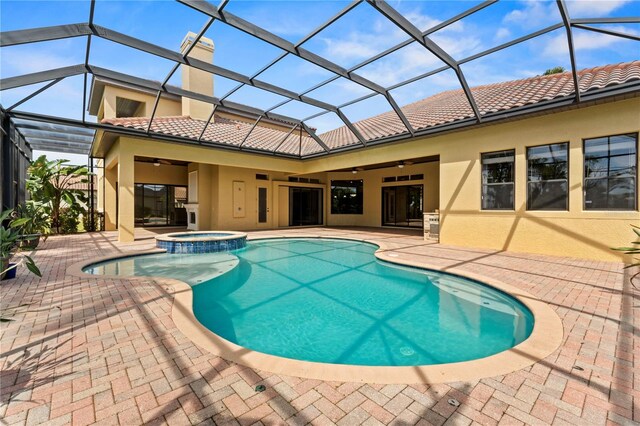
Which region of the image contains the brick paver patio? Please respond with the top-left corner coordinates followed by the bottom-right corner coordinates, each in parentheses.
top-left (0, 227), bottom-right (637, 425)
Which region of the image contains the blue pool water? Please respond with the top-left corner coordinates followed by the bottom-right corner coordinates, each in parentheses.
top-left (84, 239), bottom-right (534, 366)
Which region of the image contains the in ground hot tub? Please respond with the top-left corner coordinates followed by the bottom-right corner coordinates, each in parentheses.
top-left (156, 231), bottom-right (247, 254)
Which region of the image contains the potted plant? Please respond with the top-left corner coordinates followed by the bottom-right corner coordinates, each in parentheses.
top-left (17, 200), bottom-right (50, 249)
top-left (1, 209), bottom-right (41, 280)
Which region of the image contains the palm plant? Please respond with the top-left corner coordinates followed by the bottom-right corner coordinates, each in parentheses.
top-left (612, 224), bottom-right (640, 268)
top-left (17, 200), bottom-right (50, 248)
top-left (26, 155), bottom-right (89, 234)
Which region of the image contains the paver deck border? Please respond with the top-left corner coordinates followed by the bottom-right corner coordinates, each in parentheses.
top-left (67, 234), bottom-right (563, 384)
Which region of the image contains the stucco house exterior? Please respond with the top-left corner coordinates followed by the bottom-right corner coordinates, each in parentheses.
top-left (89, 33), bottom-right (639, 262)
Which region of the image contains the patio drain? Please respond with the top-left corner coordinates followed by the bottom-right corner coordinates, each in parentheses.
top-left (448, 398), bottom-right (460, 407)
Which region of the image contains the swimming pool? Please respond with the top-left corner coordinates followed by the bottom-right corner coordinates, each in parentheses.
top-left (84, 238), bottom-right (534, 367)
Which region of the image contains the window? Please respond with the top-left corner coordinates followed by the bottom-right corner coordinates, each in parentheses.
top-left (331, 180), bottom-right (363, 214)
top-left (482, 150), bottom-right (515, 210)
top-left (383, 174), bottom-right (423, 182)
top-left (584, 134), bottom-right (637, 210)
top-left (527, 143), bottom-right (568, 210)
top-left (134, 184), bottom-right (187, 226)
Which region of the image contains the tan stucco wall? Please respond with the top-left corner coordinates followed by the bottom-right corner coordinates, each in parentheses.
top-left (435, 104), bottom-right (640, 262)
top-left (117, 145), bottom-right (135, 242)
top-left (96, 159), bottom-right (105, 213)
top-left (101, 86), bottom-right (181, 120)
top-left (115, 137), bottom-right (305, 173)
top-left (99, 98), bottom-right (640, 261)
top-left (180, 34), bottom-right (215, 121)
top-left (135, 162), bottom-right (188, 186)
top-left (214, 166), bottom-right (293, 230)
top-left (104, 163), bottom-right (117, 231)
top-left (187, 163), bottom-right (215, 229)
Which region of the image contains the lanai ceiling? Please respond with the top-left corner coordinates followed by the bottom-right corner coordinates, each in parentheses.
top-left (1, 0), bottom-right (639, 158)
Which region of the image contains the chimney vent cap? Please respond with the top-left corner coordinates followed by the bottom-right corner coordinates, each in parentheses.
top-left (180, 31), bottom-right (214, 54)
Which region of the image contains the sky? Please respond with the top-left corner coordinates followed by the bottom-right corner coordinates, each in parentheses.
top-left (1, 0), bottom-right (638, 161)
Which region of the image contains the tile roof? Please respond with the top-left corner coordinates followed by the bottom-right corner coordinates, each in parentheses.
top-left (101, 114), bottom-right (325, 156)
top-left (63, 174), bottom-right (97, 191)
top-left (102, 61), bottom-right (639, 155)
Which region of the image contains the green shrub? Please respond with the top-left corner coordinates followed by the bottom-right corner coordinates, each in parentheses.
top-left (17, 200), bottom-right (51, 238)
top-left (27, 155), bottom-right (90, 234)
top-left (59, 207), bottom-right (82, 234)
top-left (82, 210), bottom-right (102, 232)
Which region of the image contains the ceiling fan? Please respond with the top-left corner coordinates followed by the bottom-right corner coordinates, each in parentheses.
top-left (152, 158), bottom-right (172, 167)
top-left (397, 160), bottom-right (414, 169)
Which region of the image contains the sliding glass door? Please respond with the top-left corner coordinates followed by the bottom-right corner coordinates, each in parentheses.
top-left (289, 187), bottom-right (323, 226)
top-left (382, 185), bottom-right (423, 228)
top-left (134, 184), bottom-right (187, 227)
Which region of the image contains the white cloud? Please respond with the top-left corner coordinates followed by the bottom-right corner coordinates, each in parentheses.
top-left (503, 1), bottom-right (559, 29)
top-left (495, 27), bottom-right (512, 41)
top-left (432, 34), bottom-right (482, 60)
top-left (318, 9), bottom-right (481, 89)
top-left (358, 43), bottom-right (444, 87)
top-left (402, 10), bottom-right (441, 32)
top-left (565, 0), bottom-right (631, 16)
top-left (503, 0), bottom-right (633, 30)
top-left (320, 36), bottom-right (385, 61)
top-left (542, 25), bottom-right (638, 56)
top-left (318, 15), bottom-right (407, 62)
top-left (333, 78), bottom-right (374, 98)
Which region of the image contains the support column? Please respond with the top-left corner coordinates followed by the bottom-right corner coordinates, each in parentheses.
top-left (117, 151), bottom-right (135, 242)
top-left (104, 163), bottom-right (117, 231)
top-left (88, 156), bottom-right (95, 232)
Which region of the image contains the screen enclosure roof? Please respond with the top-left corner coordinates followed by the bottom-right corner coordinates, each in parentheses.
top-left (1, 0), bottom-right (639, 159)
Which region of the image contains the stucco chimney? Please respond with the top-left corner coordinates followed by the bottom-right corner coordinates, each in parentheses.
top-left (180, 32), bottom-right (215, 121)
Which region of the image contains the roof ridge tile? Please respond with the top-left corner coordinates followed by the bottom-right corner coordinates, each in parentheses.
top-left (102, 61), bottom-right (639, 152)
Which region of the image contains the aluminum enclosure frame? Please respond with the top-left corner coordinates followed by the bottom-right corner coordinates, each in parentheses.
top-left (1, 0), bottom-right (638, 159)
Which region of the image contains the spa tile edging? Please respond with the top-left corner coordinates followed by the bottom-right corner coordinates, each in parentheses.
top-left (156, 231), bottom-right (247, 254)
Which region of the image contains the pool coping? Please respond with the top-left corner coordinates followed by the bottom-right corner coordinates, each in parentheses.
top-left (67, 234), bottom-right (563, 384)
top-left (155, 230), bottom-right (248, 242)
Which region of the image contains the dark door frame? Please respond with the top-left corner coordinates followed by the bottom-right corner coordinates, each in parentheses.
top-left (381, 184), bottom-right (424, 228)
top-left (289, 186), bottom-right (324, 227)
